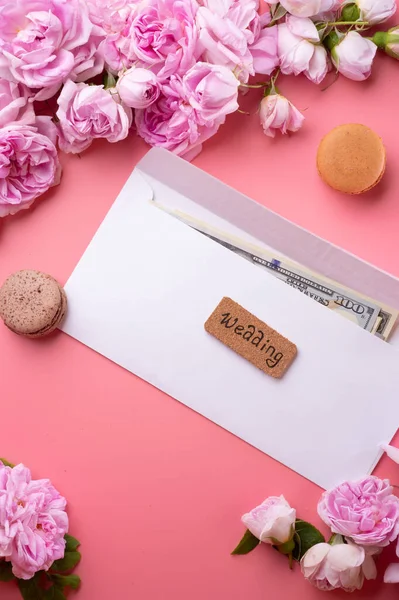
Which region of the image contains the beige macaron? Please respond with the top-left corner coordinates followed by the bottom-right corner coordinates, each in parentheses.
top-left (0, 270), bottom-right (67, 338)
top-left (317, 124), bottom-right (386, 194)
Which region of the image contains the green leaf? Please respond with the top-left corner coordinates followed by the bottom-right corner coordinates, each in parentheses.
top-left (64, 534), bottom-right (80, 552)
top-left (292, 519), bottom-right (325, 561)
top-left (50, 574), bottom-right (81, 590)
top-left (51, 551), bottom-right (81, 573)
top-left (0, 458), bottom-right (15, 468)
top-left (43, 585), bottom-right (66, 600)
top-left (231, 529), bottom-right (260, 555)
top-left (17, 577), bottom-right (45, 600)
top-left (0, 561), bottom-right (15, 582)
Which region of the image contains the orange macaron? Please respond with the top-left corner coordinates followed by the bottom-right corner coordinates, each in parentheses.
top-left (317, 124), bottom-right (386, 195)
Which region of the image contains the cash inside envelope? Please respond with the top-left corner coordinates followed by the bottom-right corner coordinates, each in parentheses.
top-left (153, 203), bottom-right (398, 342)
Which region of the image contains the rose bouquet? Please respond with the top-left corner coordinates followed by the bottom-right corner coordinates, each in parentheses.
top-left (0, 0), bottom-right (398, 218)
top-left (232, 445), bottom-right (399, 592)
top-left (0, 459), bottom-right (81, 600)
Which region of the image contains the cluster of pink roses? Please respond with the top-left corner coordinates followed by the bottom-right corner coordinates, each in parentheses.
top-left (235, 469), bottom-right (399, 592)
top-left (0, 0), bottom-right (398, 218)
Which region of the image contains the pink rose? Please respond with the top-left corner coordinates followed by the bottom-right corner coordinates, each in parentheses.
top-left (0, 462), bottom-right (68, 578)
top-left (56, 80), bottom-right (132, 154)
top-left (0, 123), bottom-right (61, 217)
top-left (196, 0), bottom-right (258, 81)
top-left (135, 89), bottom-right (219, 161)
top-left (0, 0), bottom-right (93, 99)
top-left (70, 27), bottom-right (106, 83)
top-left (318, 476), bottom-right (399, 547)
top-left (331, 31), bottom-right (377, 81)
top-left (86, 0), bottom-right (132, 32)
top-left (279, 0), bottom-right (339, 17)
top-left (259, 93), bottom-right (304, 137)
top-left (278, 15), bottom-right (328, 84)
top-left (127, 0), bottom-right (201, 78)
top-left (116, 67), bottom-right (160, 109)
top-left (182, 62), bottom-right (239, 124)
top-left (241, 496), bottom-right (296, 544)
top-left (249, 23), bottom-right (279, 76)
top-left (301, 540), bottom-right (377, 592)
top-left (0, 80), bottom-right (35, 128)
top-left (98, 5), bottom-right (138, 73)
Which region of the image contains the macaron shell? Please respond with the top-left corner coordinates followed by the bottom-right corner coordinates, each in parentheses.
top-left (25, 286), bottom-right (68, 338)
top-left (317, 124), bottom-right (386, 195)
top-left (0, 270), bottom-right (63, 336)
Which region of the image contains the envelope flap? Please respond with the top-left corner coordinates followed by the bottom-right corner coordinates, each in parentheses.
top-left (137, 149), bottom-right (399, 308)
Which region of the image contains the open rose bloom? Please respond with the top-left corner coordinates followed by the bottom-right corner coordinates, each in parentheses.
top-left (318, 476), bottom-right (399, 547)
top-left (0, 461), bottom-right (68, 579)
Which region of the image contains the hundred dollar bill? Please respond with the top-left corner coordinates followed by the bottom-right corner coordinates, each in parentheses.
top-left (153, 203), bottom-right (398, 338)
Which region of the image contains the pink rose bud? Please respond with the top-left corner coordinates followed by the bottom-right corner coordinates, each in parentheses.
top-left (259, 93), bottom-right (304, 138)
top-left (343, 0), bottom-right (397, 25)
top-left (373, 27), bottom-right (399, 59)
top-left (117, 67), bottom-right (160, 109)
top-left (301, 540), bottom-right (377, 592)
top-left (330, 31), bottom-right (377, 81)
top-left (241, 495), bottom-right (296, 545)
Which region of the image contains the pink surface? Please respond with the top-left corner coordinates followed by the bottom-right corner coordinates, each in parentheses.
top-left (2, 52), bottom-right (399, 600)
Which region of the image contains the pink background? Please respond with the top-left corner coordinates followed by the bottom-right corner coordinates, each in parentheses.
top-left (2, 51), bottom-right (399, 599)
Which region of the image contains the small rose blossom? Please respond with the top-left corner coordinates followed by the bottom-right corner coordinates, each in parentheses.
top-left (354, 0), bottom-right (397, 25)
top-left (86, 0), bottom-right (131, 32)
top-left (56, 80), bottom-right (132, 154)
top-left (117, 67), bottom-right (160, 109)
top-left (318, 476), bottom-right (399, 547)
top-left (0, 124), bottom-right (61, 217)
top-left (182, 62), bottom-right (239, 124)
top-left (129, 0), bottom-right (201, 78)
top-left (0, 0), bottom-right (93, 99)
top-left (301, 540), bottom-right (377, 592)
top-left (135, 86), bottom-right (220, 161)
top-left (279, 0), bottom-right (339, 18)
top-left (241, 495), bottom-right (296, 544)
top-left (0, 80), bottom-right (35, 128)
top-left (331, 31), bottom-right (377, 81)
top-left (0, 462), bottom-right (68, 579)
top-left (260, 93), bottom-right (304, 137)
top-left (278, 16), bottom-right (328, 84)
top-left (196, 0), bottom-right (256, 82)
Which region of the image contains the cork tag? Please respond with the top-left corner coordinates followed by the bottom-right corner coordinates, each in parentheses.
top-left (204, 297), bottom-right (297, 379)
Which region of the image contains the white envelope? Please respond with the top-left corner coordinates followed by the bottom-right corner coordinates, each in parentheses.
top-left (62, 148), bottom-right (399, 490)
